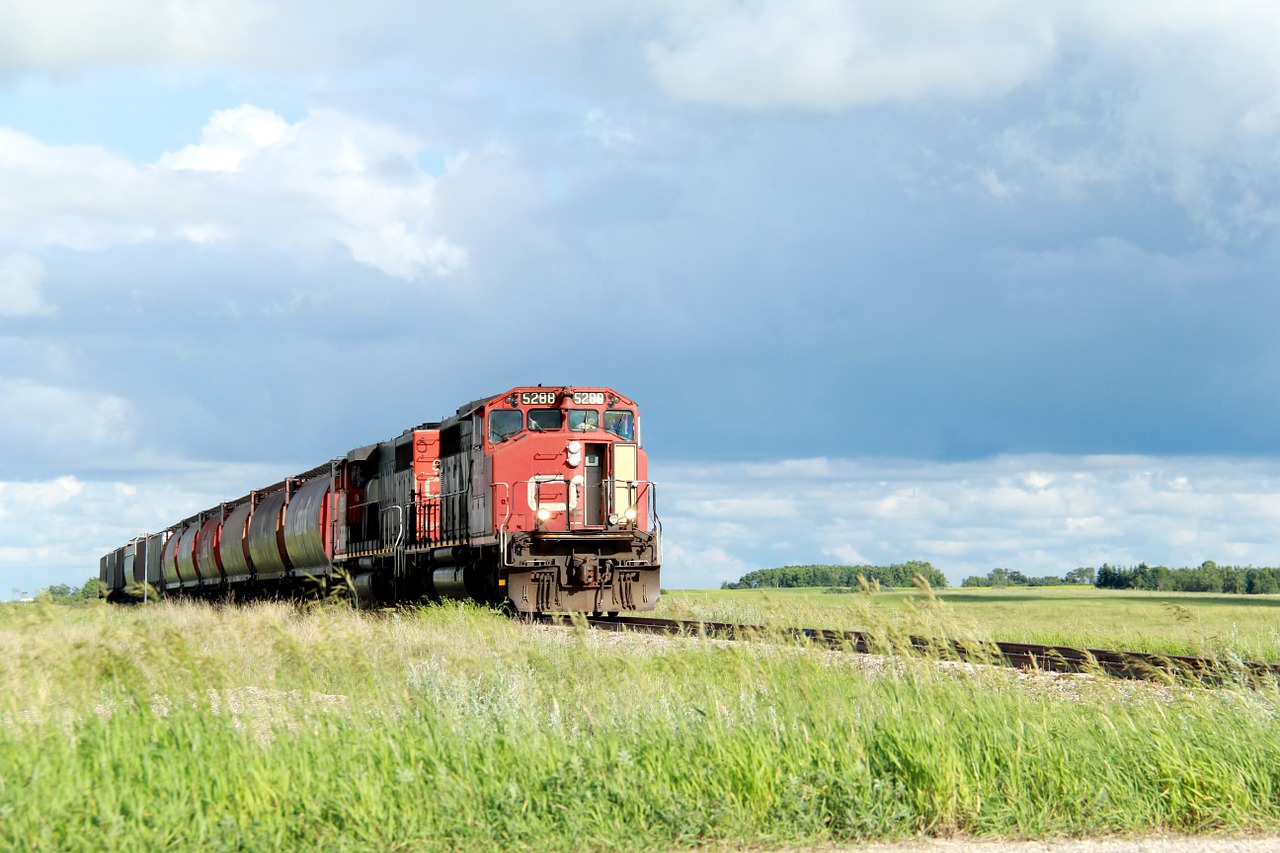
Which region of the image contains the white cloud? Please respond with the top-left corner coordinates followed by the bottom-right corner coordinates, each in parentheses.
top-left (823, 544), bottom-right (868, 565)
top-left (0, 106), bottom-right (467, 280)
top-left (656, 454), bottom-right (1280, 586)
top-left (646, 2), bottom-right (1280, 119)
top-left (677, 496), bottom-right (797, 519)
top-left (647, 1), bottom-right (1056, 111)
top-left (161, 105), bottom-right (292, 173)
top-left (661, 541), bottom-right (749, 588)
top-left (0, 380), bottom-right (133, 453)
top-left (0, 469), bottom-right (272, 597)
top-left (0, 0), bottom-right (263, 75)
top-left (0, 254), bottom-right (53, 316)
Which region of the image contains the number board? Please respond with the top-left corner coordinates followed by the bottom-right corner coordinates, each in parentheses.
top-left (519, 390), bottom-right (608, 406)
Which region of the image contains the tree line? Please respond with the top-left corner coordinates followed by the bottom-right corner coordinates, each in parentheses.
top-left (720, 562), bottom-right (947, 590)
top-left (723, 561), bottom-right (1280, 595)
top-left (962, 567), bottom-right (1096, 588)
top-left (39, 579), bottom-right (101, 604)
top-left (1093, 561), bottom-right (1280, 594)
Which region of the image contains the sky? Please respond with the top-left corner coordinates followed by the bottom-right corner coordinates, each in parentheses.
top-left (4, 1), bottom-right (1280, 596)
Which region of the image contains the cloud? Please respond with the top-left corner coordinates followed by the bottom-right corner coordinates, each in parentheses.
top-left (643, 1), bottom-right (1280, 237)
top-left (645, 2), bottom-right (1280, 118)
top-left (0, 0), bottom-right (649, 82)
top-left (583, 110), bottom-right (637, 151)
top-left (0, 106), bottom-right (466, 280)
top-left (160, 104), bottom-right (292, 173)
top-left (0, 467), bottom-right (280, 598)
top-left (0, 380), bottom-right (133, 455)
top-left (0, 0), bottom-right (262, 76)
top-left (661, 541), bottom-right (750, 588)
top-left (0, 254), bottom-right (54, 316)
top-left (657, 454), bottom-right (1280, 586)
top-left (647, 0), bottom-right (1054, 111)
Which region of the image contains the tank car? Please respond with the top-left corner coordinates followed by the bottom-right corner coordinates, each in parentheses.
top-left (99, 386), bottom-right (661, 612)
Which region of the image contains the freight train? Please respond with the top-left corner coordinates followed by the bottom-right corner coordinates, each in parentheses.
top-left (98, 386), bottom-right (661, 613)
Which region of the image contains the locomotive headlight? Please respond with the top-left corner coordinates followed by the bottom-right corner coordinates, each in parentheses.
top-left (608, 513), bottom-right (619, 525)
top-left (567, 441), bottom-right (582, 454)
top-left (537, 507), bottom-right (552, 522)
top-left (624, 507), bottom-right (638, 522)
top-left (566, 440), bottom-right (582, 467)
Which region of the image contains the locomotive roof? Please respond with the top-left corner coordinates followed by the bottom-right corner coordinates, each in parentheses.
top-left (453, 392), bottom-right (501, 419)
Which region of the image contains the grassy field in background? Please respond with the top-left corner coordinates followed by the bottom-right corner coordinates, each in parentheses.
top-left (5, 597), bottom-right (1280, 850)
top-left (657, 585), bottom-right (1280, 662)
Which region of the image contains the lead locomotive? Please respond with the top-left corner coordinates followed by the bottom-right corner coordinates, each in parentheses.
top-left (99, 386), bottom-right (661, 612)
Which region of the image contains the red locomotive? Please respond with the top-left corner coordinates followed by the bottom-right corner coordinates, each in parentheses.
top-left (99, 386), bottom-right (661, 613)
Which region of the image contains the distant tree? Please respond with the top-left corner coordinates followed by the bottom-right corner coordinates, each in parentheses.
top-left (1249, 569), bottom-right (1280, 595)
top-left (1090, 561), bottom-right (1280, 595)
top-left (961, 568), bottom-right (1066, 588)
top-left (40, 578), bottom-right (101, 605)
top-left (1095, 563), bottom-right (1134, 589)
top-left (1064, 567), bottom-right (1096, 585)
top-left (723, 562), bottom-right (947, 590)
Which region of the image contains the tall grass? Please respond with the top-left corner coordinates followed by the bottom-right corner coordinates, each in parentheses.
top-left (3, 598), bottom-right (1280, 850)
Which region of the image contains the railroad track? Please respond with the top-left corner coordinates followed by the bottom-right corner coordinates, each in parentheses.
top-left (535, 614), bottom-right (1280, 687)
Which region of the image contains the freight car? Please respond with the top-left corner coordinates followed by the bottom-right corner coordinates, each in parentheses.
top-left (99, 386), bottom-right (661, 613)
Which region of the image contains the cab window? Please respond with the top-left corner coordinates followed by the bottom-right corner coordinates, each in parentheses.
top-left (528, 408), bottom-right (563, 432)
top-left (489, 409), bottom-right (523, 443)
top-left (568, 409), bottom-right (599, 432)
top-left (603, 410), bottom-right (635, 441)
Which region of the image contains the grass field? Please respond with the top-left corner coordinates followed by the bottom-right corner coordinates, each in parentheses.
top-left (657, 584), bottom-right (1280, 662)
top-left (4, 592), bottom-right (1280, 851)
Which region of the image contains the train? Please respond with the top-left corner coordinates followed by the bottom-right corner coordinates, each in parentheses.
top-left (98, 386), bottom-right (661, 613)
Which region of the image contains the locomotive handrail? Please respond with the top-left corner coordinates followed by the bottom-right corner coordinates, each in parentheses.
top-left (383, 504), bottom-right (404, 551)
top-left (648, 483), bottom-right (663, 564)
top-left (492, 482), bottom-right (513, 558)
top-left (492, 481), bottom-right (513, 533)
top-left (603, 478), bottom-right (659, 527)
top-left (342, 497), bottom-right (387, 554)
top-left (529, 475), bottom-right (574, 532)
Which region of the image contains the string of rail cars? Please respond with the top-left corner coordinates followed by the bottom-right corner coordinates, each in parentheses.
top-left (541, 615), bottom-right (1280, 688)
top-left (99, 386), bottom-right (661, 612)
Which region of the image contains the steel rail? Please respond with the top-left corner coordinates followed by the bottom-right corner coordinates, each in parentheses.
top-left (534, 614), bottom-right (1280, 687)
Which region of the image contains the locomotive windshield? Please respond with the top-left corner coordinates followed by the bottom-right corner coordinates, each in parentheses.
top-left (490, 405), bottom-right (632, 440)
top-left (604, 410), bottom-right (635, 440)
top-left (568, 410), bottom-right (599, 432)
top-left (528, 408), bottom-right (563, 431)
top-left (489, 409), bottom-right (523, 443)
